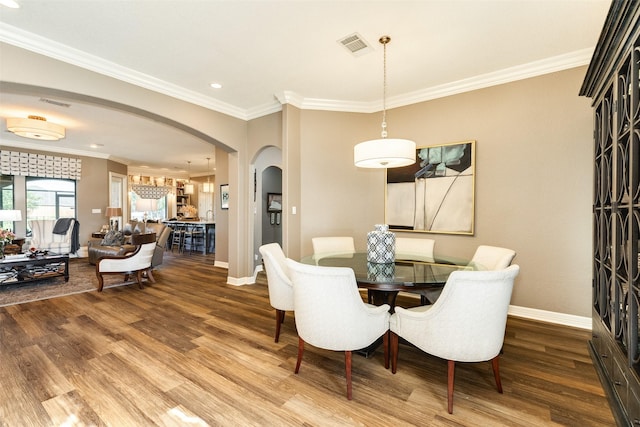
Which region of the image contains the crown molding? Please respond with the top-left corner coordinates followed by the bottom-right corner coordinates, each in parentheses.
top-left (0, 23), bottom-right (250, 120)
top-left (390, 48), bottom-right (595, 109)
top-left (276, 48), bottom-right (595, 114)
top-left (1, 23), bottom-right (594, 120)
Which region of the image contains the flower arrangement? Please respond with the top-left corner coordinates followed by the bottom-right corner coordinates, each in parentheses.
top-left (0, 228), bottom-right (15, 245)
top-left (179, 204), bottom-right (198, 218)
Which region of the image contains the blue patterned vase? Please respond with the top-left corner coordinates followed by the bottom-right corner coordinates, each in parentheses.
top-left (367, 224), bottom-right (395, 264)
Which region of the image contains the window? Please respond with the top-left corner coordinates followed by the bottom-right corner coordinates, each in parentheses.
top-left (0, 175), bottom-right (15, 230)
top-left (130, 191), bottom-right (166, 221)
top-left (26, 178), bottom-right (76, 234)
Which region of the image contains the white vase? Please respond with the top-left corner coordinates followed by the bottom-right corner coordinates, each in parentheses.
top-left (367, 224), bottom-right (395, 264)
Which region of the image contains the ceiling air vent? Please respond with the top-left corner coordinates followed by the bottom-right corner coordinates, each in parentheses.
top-left (338, 33), bottom-right (372, 57)
top-left (39, 98), bottom-right (71, 108)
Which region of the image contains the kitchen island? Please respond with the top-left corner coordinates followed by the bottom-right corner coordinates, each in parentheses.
top-left (162, 220), bottom-right (215, 254)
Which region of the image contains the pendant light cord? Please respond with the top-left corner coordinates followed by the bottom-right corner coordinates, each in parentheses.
top-left (380, 36), bottom-right (390, 139)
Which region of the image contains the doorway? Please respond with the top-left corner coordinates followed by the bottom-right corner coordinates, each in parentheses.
top-left (262, 166), bottom-right (282, 247)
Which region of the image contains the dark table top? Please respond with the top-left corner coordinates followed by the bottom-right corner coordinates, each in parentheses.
top-left (300, 252), bottom-right (472, 291)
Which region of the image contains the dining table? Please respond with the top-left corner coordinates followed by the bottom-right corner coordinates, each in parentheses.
top-left (300, 252), bottom-right (472, 310)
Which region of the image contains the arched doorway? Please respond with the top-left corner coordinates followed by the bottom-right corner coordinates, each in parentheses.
top-left (252, 146), bottom-right (283, 273)
top-left (261, 165), bottom-right (282, 247)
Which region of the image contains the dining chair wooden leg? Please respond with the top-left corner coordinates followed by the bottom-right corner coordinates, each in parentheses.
top-left (447, 360), bottom-right (455, 414)
top-left (274, 309), bottom-right (285, 343)
top-left (492, 355), bottom-right (503, 393)
top-left (295, 337), bottom-right (304, 374)
top-left (345, 350), bottom-right (353, 400)
top-left (146, 269), bottom-right (155, 283)
top-left (391, 332), bottom-right (399, 374)
top-left (383, 330), bottom-right (390, 369)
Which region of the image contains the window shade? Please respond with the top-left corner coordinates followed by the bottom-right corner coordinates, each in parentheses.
top-left (0, 150), bottom-right (82, 180)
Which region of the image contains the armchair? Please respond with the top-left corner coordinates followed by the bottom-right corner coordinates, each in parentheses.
top-left (88, 221), bottom-right (168, 265)
top-left (29, 219), bottom-right (77, 254)
top-left (285, 258), bottom-right (390, 400)
top-left (390, 265), bottom-right (520, 413)
top-left (258, 243), bottom-right (294, 342)
top-left (95, 233), bottom-right (157, 291)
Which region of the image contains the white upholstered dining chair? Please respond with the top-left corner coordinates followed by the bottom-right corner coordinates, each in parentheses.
top-left (395, 237), bottom-right (435, 261)
top-left (421, 244), bottom-right (517, 305)
top-left (390, 264), bottom-right (520, 414)
top-left (311, 236), bottom-right (355, 261)
top-left (258, 243), bottom-right (294, 343)
top-left (395, 237), bottom-right (437, 305)
top-left (285, 258), bottom-right (390, 400)
top-left (469, 245), bottom-right (517, 270)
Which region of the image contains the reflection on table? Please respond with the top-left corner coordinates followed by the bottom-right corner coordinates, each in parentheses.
top-left (300, 252), bottom-right (472, 308)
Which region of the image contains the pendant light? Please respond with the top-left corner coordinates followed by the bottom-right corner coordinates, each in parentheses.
top-left (184, 161), bottom-right (194, 194)
top-left (354, 36), bottom-right (416, 168)
top-left (202, 157), bottom-right (214, 193)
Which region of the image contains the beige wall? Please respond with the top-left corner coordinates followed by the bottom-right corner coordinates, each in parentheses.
top-left (293, 66), bottom-right (593, 317)
top-left (2, 41), bottom-right (595, 317)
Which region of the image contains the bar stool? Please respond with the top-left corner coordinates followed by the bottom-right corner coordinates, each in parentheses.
top-left (171, 224), bottom-right (186, 253)
top-left (187, 224), bottom-right (205, 254)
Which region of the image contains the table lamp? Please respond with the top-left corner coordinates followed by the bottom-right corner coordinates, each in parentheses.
top-left (0, 209), bottom-right (22, 232)
top-left (105, 207), bottom-right (123, 231)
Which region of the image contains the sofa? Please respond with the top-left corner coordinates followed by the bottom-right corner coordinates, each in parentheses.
top-left (29, 219), bottom-right (78, 255)
top-left (88, 221), bottom-right (170, 266)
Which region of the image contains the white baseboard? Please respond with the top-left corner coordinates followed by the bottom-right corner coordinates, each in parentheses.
top-left (226, 265), bottom-right (262, 286)
top-left (226, 266), bottom-right (592, 330)
top-left (214, 260), bottom-right (229, 269)
top-left (508, 305), bottom-right (591, 330)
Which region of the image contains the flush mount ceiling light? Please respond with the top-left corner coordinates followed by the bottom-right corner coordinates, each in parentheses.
top-left (6, 115), bottom-right (65, 141)
top-left (354, 36), bottom-right (416, 168)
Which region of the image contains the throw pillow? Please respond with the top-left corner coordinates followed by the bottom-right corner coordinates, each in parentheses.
top-left (101, 230), bottom-right (125, 246)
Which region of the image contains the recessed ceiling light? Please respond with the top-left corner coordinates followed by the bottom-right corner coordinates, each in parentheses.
top-left (210, 83), bottom-right (222, 89)
top-left (90, 143), bottom-right (104, 148)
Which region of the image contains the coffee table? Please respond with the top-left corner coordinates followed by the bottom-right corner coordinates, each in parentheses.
top-left (0, 253), bottom-right (69, 285)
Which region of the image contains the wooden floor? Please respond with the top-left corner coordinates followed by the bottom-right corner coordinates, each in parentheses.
top-left (0, 252), bottom-right (614, 426)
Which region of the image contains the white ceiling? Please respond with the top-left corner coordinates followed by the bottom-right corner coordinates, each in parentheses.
top-left (0, 0), bottom-right (611, 176)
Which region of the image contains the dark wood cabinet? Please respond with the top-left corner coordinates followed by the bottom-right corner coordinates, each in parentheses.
top-left (580, 2), bottom-right (640, 425)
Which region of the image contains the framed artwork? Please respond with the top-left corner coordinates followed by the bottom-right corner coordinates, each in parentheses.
top-left (220, 184), bottom-right (229, 210)
top-left (267, 193), bottom-right (282, 212)
top-left (385, 140), bottom-right (475, 235)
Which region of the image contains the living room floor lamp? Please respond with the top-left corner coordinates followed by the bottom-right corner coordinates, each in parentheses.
top-left (105, 207), bottom-right (123, 231)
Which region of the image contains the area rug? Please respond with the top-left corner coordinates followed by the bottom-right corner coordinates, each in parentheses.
top-left (0, 258), bottom-right (126, 307)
